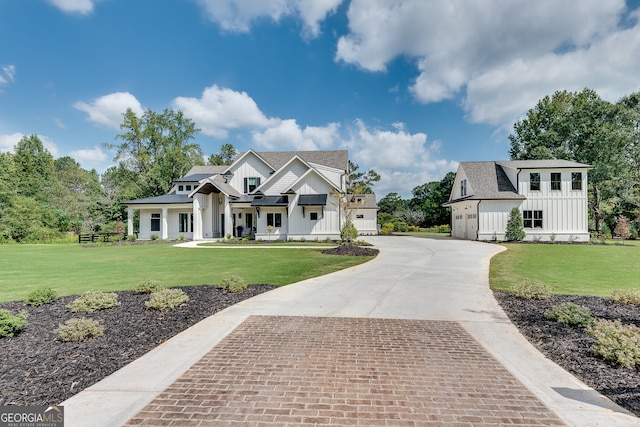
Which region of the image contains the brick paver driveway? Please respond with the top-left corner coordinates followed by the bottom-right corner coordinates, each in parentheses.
top-left (126, 316), bottom-right (564, 426)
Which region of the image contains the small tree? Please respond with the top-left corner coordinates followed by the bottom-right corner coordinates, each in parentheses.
top-left (614, 214), bottom-right (631, 244)
top-left (505, 207), bottom-right (525, 241)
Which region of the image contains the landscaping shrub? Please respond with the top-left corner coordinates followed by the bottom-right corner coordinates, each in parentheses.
top-left (381, 223), bottom-right (394, 235)
top-left (394, 222), bottom-right (409, 232)
top-left (145, 288), bottom-right (189, 310)
top-left (56, 318), bottom-right (104, 342)
top-left (24, 287), bottom-right (57, 306)
top-left (512, 279), bottom-right (551, 300)
top-left (586, 319), bottom-right (640, 369)
top-left (0, 309), bottom-right (28, 338)
top-left (150, 234), bottom-right (159, 241)
top-left (505, 207), bottom-right (525, 241)
top-left (67, 291), bottom-right (120, 313)
top-left (612, 289), bottom-right (640, 306)
top-left (127, 234), bottom-right (136, 242)
top-left (135, 280), bottom-right (166, 294)
top-left (219, 274), bottom-right (248, 293)
top-left (340, 219), bottom-right (358, 243)
top-left (544, 303), bottom-right (594, 327)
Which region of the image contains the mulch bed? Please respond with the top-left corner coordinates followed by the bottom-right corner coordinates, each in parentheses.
top-left (322, 244), bottom-right (380, 256)
top-left (494, 291), bottom-right (640, 416)
top-left (0, 285), bottom-right (276, 406)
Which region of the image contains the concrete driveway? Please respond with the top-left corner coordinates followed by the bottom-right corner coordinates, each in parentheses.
top-left (62, 236), bottom-right (638, 426)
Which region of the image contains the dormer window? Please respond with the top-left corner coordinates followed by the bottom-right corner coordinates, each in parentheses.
top-left (178, 185), bottom-right (184, 192)
top-left (244, 177), bottom-right (261, 193)
top-left (185, 185), bottom-right (192, 191)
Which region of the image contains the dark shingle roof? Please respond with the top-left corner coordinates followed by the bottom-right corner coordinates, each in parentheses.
top-left (174, 174), bottom-right (215, 183)
top-left (121, 194), bottom-right (193, 205)
top-left (255, 150), bottom-right (349, 171)
top-left (348, 194), bottom-right (378, 209)
top-left (449, 162), bottom-right (524, 203)
top-left (497, 160), bottom-right (591, 169)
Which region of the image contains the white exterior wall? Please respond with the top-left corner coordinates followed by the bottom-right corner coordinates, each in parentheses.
top-left (309, 163), bottom-right (343, 189)
top-left (450, 166), bottom-right (471, 200)
top-left (227, 153), bottom-right (273, 193)
top-left (260, 160), bottom-right (308, 194)
top-left (135, 204), bottom-right (193, 240)
top-left (477, 200), bottom-right (522, 241)
top-left (450, 200), bottom-right (480, 240)
top-left (255, 207), bottom-right (289, 241)
top-left (352, 209), bottom-right (377, 235)
top-left (287, 179), bottom-right (341, 240)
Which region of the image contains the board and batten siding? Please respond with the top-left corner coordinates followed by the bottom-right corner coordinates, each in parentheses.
top-left (259, 159), bottom-right (308, 195)
top-left (477, 200), bottom-right (521, 241)
top-left (226, 153), bottom-right (273, 193)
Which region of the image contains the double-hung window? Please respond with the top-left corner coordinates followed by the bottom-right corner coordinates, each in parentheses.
top-left (523, 210), bottom-right (543, 228)
top-left (530, 173), bottom-right (540, 191)
top-left (150, 213), bottom-right (161, 232)
top-left (572, 172), bottom-right (582, 190)
top-left (267, 213), bottom-right (282, 228)
top-left (179, 213), bottom-right (193, 233)
top-left (551, 173), bottom-right (561, 191)
top-left (244, 177), bottom-right (261, 193)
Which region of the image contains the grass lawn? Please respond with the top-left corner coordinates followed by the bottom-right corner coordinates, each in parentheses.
top-left (490, 243), bottom-right (640, 296)
top-left (198, 241), bottom-right (336, 247)
top-left (0, 244), bottom-right (373, 303)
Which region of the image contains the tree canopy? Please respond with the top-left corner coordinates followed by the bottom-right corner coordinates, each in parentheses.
top-left (347, 161), bottom-right (380, 194)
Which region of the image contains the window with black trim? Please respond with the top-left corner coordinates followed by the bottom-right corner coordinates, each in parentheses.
top-left (185, 185), bottom-right (192, 191)
top-left (179, 213), bottom-right (191, 233)
top-left (267, 213), bottom-right (282, 227)
top-left (551, 173), bottom-right (561, 191)
top-left (310, 212), bottom-right (318, 221)
top-left (572, 172), bottom-right (582, 190)
top-left (523, 210), bottom-right (543, 228)
top-left (356, 214), bottom-right (364, 219)
top-left (244, 177), bottom-right (261, 193)
top-left (178, 185), bottom-right (184, 192)
top-left (460, 179), bottom-right (467, 196)
top-left (151, 213), bottom-right (160, 232)
top-left (530, 173), bottom-right (540, 191)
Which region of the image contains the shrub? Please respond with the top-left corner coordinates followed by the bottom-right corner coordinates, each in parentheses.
top-left (145, 288), bottom-right (189, 310)
top-left (505, 207), bottom-right (525, 241)
top-left (586, 319), bottom-right (640, 369)
top-left (0, 309), bottom-right (28, 337)
top-left (179, 233), bottom-right (185, 241)
top-left (57, 318), bottom-right (104, 342)
top-left (219, 274), bottom-right (248, 293)
top-left (611, 289), bottom-right (640, 306)
top-left (394, 222), bottom-right (409, 232)
top-left (127, 234), bottom-right (136, 242)
top-left (24, 287), bottom-right (57, 306)
top-left (67, 291), bottom-right (120, 313)
top-left (512, 279), bottom-right (551, 300)
top-left (150, 234), bottom-right (159, 241)
top-left (135, 280), bottom-right (166, 294)
top-left (408, 225), bottom-right (420, 232)
top-left (544, 303), bottom-right (594, 327)
top-left (381, 223), bottom-right (394, 235)
top-left (340, 219), bottom-right (358, 243)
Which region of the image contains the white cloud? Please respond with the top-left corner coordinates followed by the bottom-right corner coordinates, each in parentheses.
top-left (50, 0), bottom-right (95, 14)
top-left (336, 0), bottom-right (640, 128)
top-left (196, 0), bottom-right (342, 37)
top-left (1, 65), bottom-right (16, 84)
top-left (69, 145), bottom-right (107, 166)
top-left (252, 119), bottom-right (340, 150)
top-left (173, 85), bottom-right (273, 138)
top-left (0, 133), bottom-right (59, 157)
top-left (73, 92), bottom-right (144, 129)
top-left (344, 120), bottom-right (456, 197)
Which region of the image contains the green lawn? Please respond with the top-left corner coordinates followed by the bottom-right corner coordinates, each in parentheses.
top-left (0, 244), bottom-right (373, 303)
top-left (198, 241), bottom-right (336, 247)
top-left (490, 243), bottom-right (640, 296)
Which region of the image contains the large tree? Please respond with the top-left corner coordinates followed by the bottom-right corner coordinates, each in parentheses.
top-left (209, 143), bottom-right (238, 165)
top-left (347, 161), bottom-right (380, 194)
top-left (105, 108), bottom-right (204, 198)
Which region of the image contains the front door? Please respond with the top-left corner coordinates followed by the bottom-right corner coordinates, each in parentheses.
top-left (245, 213), bottom-right (253, 235)
top-left (221, 214), bottom-right (225, 237)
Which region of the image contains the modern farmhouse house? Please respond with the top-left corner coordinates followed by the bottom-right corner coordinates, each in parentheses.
top-left (444, 160), bottom-right (591, 242)
top-left (122, 150), bottom-right (378, 241)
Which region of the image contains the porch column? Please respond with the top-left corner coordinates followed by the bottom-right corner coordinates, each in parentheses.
top-left (127, 207), bottom-right (134, 236)
top-left (193, 196), bottom-right (202, 240)
top-left (161, 207), bottom-right (168, 239)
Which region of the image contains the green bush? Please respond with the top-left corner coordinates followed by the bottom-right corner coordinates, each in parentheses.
top-left (57, 318), bottom-right (104, 342)
top-left (0, 309), bottom-right (28, 338)
top-left (381, 223), bottom-right (394, 235)
top-left (127, 234), bottom-right (136, 242)
top-left (586, 319), bottom-right (640, 369)
top-left (67, 291), bottom-right (120, 313)
top-left (145, 288), bottom-right (189, 310)
top-left (505, 207), bottom-right (525, 241)
top-left (408, 225), bottom-right (420, 232)
top-left (150, 234), bottom-right (159, 241)
top-left (219, 274), bottom-right (248, 293)
top-left (611, 289), bottom-right (640, 306)
top-left (24, 287), bottom-right (57, 306)
top-left (340, 220), bottom-right (358, 243)
top-left (394, 222), bottom-right (409, 232)
top-left (544, 303), bottom-right (594, 327)
top-left (135, 280), bottom-right (166, 294)
top-left (512, 279), bottom-right (551, 300)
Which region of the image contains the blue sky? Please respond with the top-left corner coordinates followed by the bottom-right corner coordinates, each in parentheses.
top-left (1, 0), bottom-right (640, 197)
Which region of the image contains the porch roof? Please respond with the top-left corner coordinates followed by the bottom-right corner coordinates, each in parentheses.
top-left (121, 194), bottom-right (193, 205)
top-left (298, 194), bottom-right (327, 206)
top-left (251, 195), bottom-right (289, 206)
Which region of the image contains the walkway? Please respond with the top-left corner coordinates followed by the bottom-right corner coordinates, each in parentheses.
top-left (62, 236), bottom-right (638, 426)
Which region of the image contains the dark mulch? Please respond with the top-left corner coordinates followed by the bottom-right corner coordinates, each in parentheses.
top-left (494, 291), bottom-right (640, 416)
top-left (0, 284), bottom-right (276, 406)
top-left (322, 244), bottom-right (380, 256)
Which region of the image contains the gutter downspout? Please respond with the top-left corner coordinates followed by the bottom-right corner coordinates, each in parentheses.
top-left (476, 200), bottom-right (480, 240)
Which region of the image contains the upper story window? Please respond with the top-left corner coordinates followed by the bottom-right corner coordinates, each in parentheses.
top-left (460, 179), bottom-right (467, 197)
top-left (530, 173), bottom-right (540, 191)
top-left (551, 173), bottom-right (561, 191)
top-left (178, 185), bottom-right (184, 192)
top-left (572, 172), bottom-right (582, 190)
top-left (244, 177), bottom-right (261, 193)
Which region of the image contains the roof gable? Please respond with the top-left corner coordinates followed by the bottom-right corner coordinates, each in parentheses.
top-left (254, 155), bottom-right (310, 194)
top-left (447, 162), bottom-right (524, 203)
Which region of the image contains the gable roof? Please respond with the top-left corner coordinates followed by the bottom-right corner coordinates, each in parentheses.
top-left (348, 194), bottom-right (378, 209)
top-left (121, 194), bottom-right (193, 205)
top-left (256, 150), bottom-right (348, 171)
top-left (446, 162), bottom-right (524, 204)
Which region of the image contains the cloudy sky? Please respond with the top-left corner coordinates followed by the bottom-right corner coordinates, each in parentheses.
top-left (1, 0), bottom-right (639, 197)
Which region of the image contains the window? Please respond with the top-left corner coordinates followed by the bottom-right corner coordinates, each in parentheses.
top-left (151, 213), bottom-right (160, 232)
top-left (267, 213), bottom-right (282, 228)
top-left (551, 173), bottom-right (561, 191)
top-left (460, 179), bottom-right (467, 197)
top-left (179, 213), bottom-right (190, 233)
top-left (178, 185), bottom-right (184, 192)
top-left (530, 173), bottom-right (540, 191)
top-left (572, 172), bottom-right (582, 190)
top-left (523, 210), bottom-right (543, 228)
top-left (310, 212), bottom-right (318, 221)
top-left (244, 177), bottom-right (261, 193)
top-left (356, 214), bottom-right (364, 219)
top-left (185, 185), bottom-right (192, 191)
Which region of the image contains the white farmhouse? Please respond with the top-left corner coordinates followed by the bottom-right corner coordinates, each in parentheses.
top-left (122, 149), bottom-right (378, 241)
top-left (444, 160), bottom-right (591, 242)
